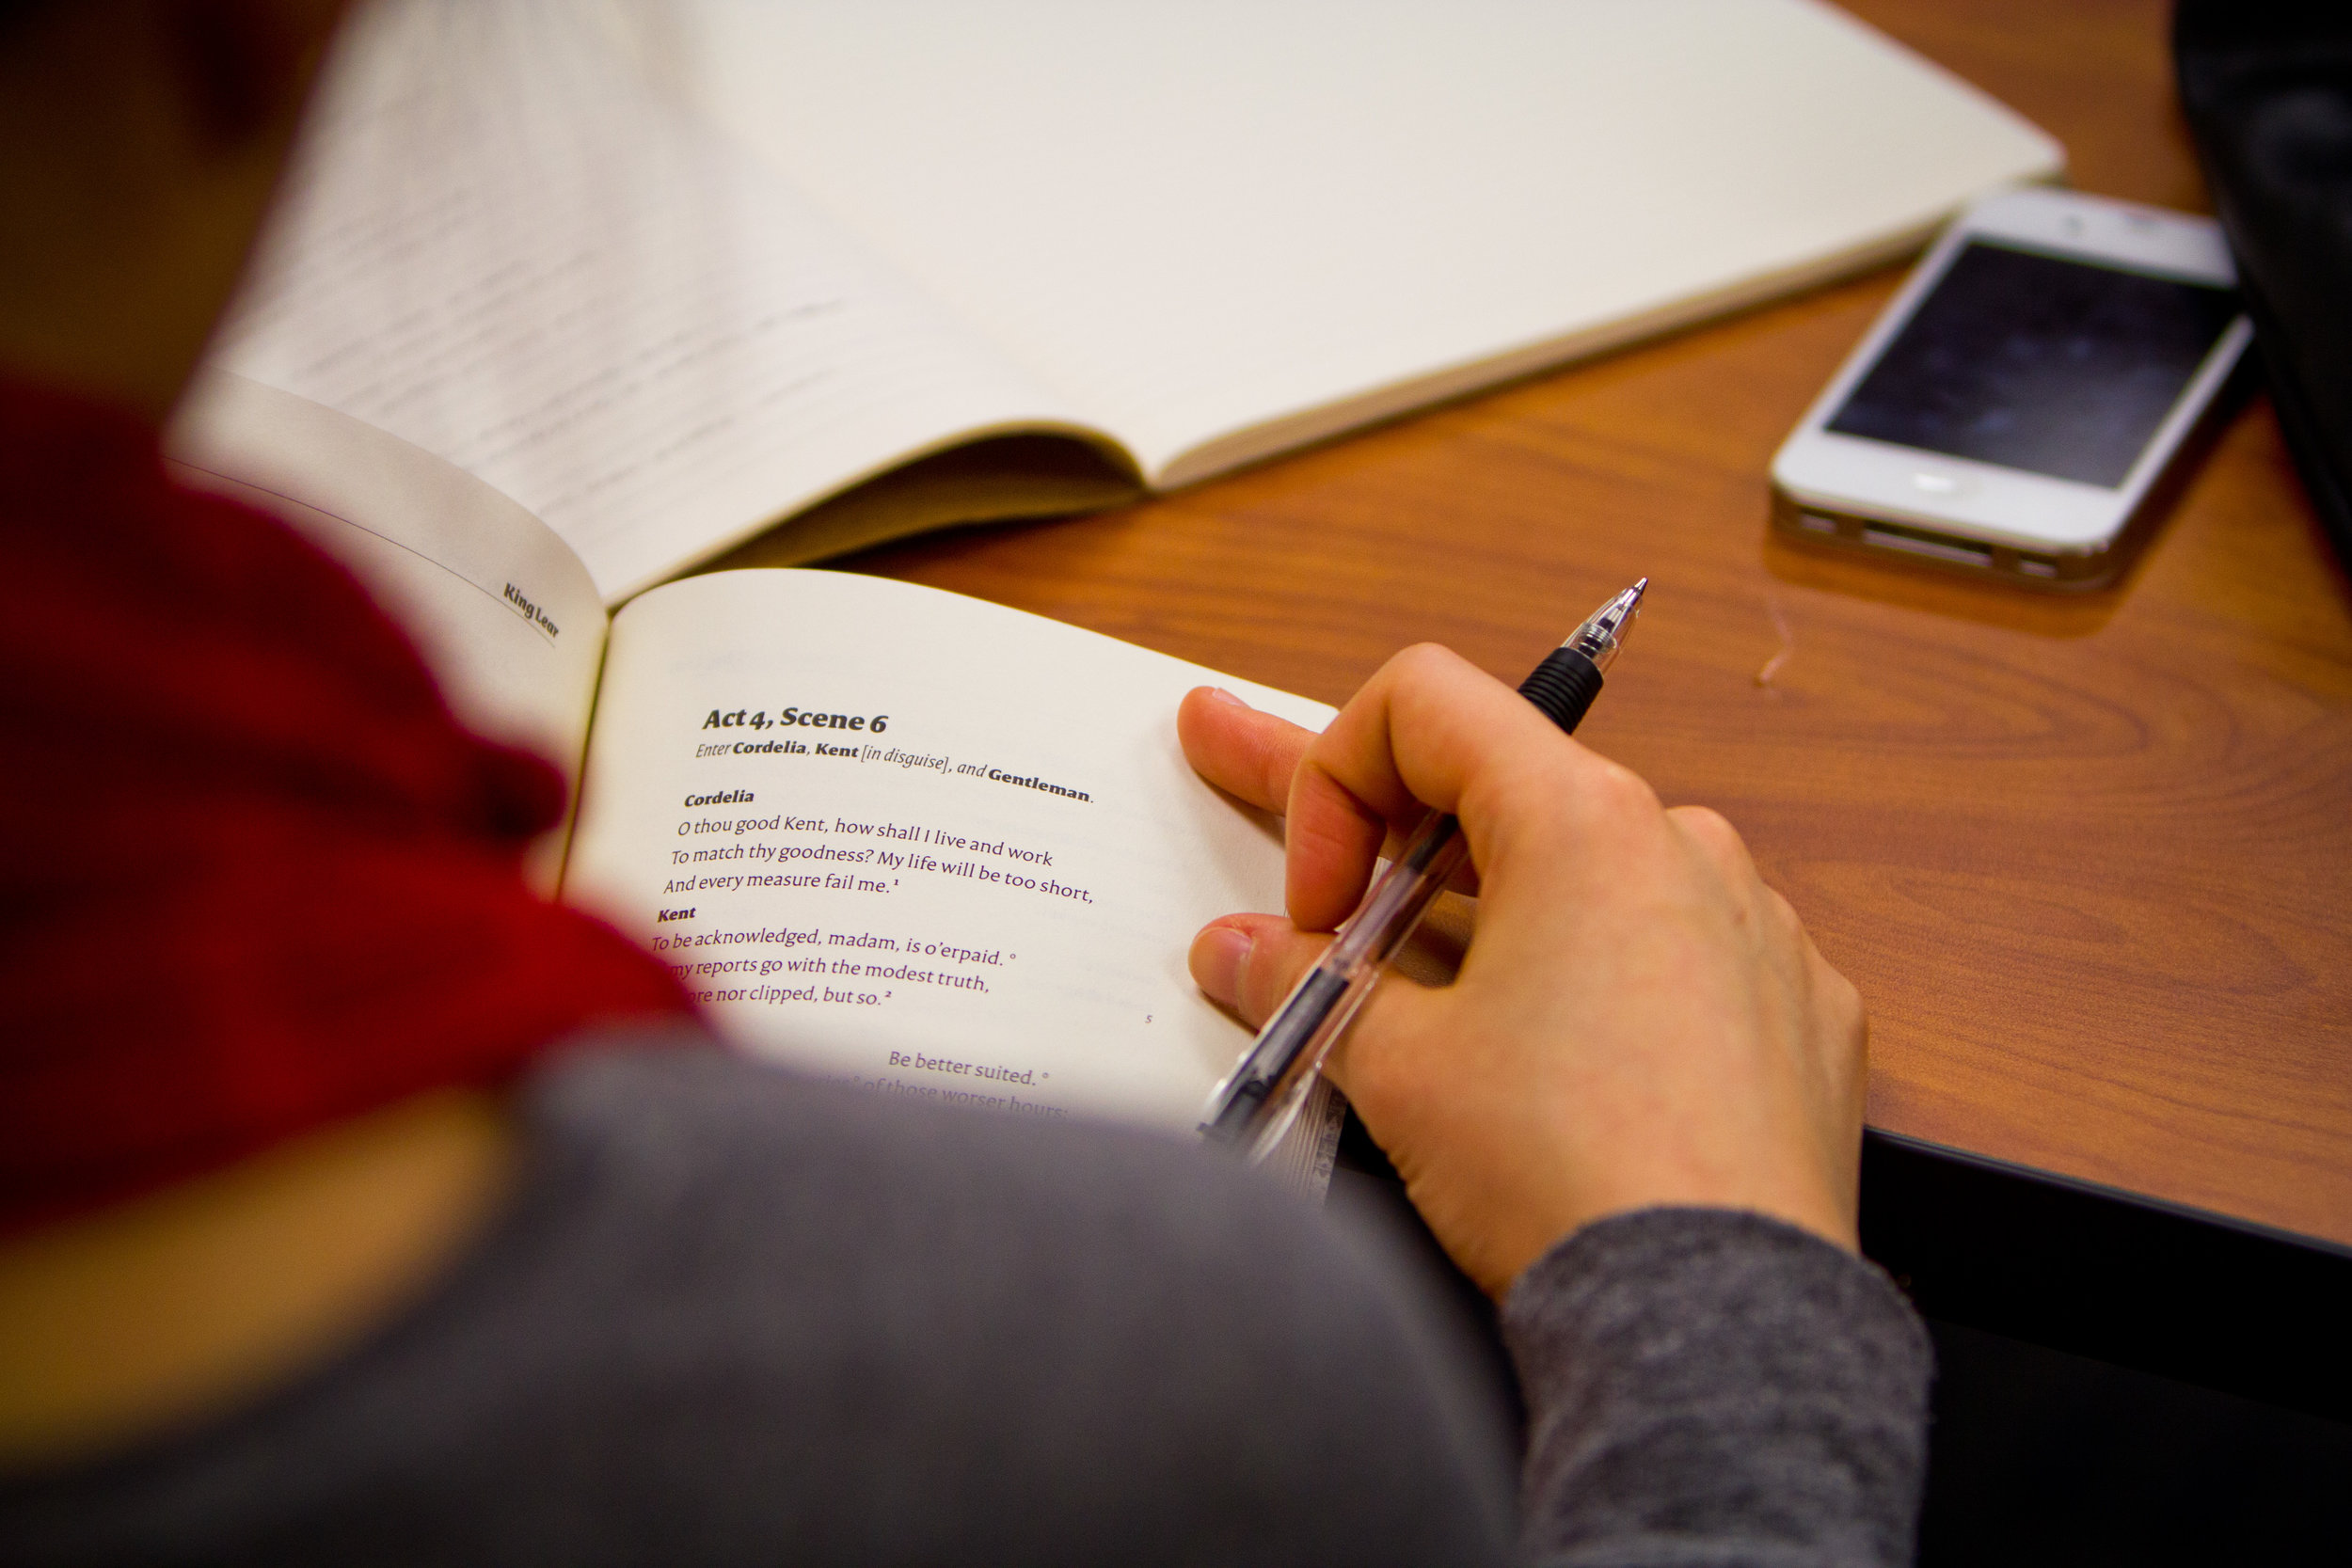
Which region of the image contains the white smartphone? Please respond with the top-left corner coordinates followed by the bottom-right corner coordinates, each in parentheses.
top-left (1771, 187), bottom-right (2253, 590)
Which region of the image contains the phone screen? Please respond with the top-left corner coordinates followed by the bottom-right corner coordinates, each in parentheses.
top-left (1825, 241), bottom-right (2239, 489)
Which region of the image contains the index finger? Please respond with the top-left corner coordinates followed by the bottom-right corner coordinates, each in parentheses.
top-left (1176, 687), bottom-right (1318, 816)
top-left (1284, 642), bottom-right (1607, 930)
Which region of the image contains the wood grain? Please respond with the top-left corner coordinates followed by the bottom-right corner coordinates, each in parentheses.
top-left (843, 0), bottom-right (2352, 1246)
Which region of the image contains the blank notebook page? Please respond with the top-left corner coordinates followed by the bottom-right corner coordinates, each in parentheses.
top-left (651, 0), bottom-right (2062, 483)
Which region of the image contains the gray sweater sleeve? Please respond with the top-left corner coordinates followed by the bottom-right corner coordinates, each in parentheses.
top-left (1505, 1208), bottom-right (1935, 1567)
top-left (0, 1043), bottom-right (1930, 1566)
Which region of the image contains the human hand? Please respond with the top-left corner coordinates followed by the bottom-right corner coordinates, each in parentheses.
top-left (1179, 647), bottom-right (1867, 1297)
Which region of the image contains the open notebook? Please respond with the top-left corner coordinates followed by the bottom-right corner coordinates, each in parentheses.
top-left (210, 0), bottom-right (2059, 601)
top-left (168, 374), bottom-right (1348, 1194)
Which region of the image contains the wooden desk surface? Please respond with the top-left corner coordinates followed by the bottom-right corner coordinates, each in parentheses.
top-left (846, 0), bottom-right (2352, 1250)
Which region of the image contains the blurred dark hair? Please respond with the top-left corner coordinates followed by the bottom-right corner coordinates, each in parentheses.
top-left (0, 1), bottom-right (55, 40)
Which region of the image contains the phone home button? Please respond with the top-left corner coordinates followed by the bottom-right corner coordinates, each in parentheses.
top-left (1911, 469), bottom-right (1974, 497)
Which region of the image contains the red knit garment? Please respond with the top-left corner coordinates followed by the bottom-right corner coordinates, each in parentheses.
top-left (0, 381), bottom-right (692, 1237)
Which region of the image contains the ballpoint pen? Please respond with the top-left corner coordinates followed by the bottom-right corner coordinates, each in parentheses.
top-left (1199, 578), bottom-right (1648, 1162)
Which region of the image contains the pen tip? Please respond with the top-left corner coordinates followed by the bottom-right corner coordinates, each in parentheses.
top-left (1629, 576), bottom-right (1648, 601)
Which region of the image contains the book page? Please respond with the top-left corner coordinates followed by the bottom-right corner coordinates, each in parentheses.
top-left (564, 570), bottom-right (1344, 1189)
top-left (167, 372), bottom-right (607, 889)
top-left (650, 0), bottom-right (2060, 484)
top-left (215, 0), bottom-right (1100, 602)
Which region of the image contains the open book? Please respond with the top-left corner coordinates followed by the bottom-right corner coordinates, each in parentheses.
top-left (169, 374), bottom-right (1346, 1191)
top-left (208, 0), bottom-right (2060, 603)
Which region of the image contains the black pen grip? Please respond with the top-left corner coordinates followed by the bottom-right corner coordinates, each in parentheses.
top-left (1517, 645), bottom-right (1605, 734)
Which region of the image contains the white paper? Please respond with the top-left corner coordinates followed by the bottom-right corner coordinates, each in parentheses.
top-left (218, 0), bottom-right (1086, 601)
top-left (656, 0), bottom-right (2063, 482)
top-left (564, 569), bottom-right (1343, 1176)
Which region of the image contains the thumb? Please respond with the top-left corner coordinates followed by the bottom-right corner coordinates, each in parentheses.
top-left (1189, 913), bottom-right (1335, 1028)
top-left (1192, 898), bottom-right (1473, 1032)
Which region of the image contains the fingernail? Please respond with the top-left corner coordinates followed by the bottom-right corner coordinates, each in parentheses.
top-left (1192, 925), bottom-right (1252, 1004)
top-left (1203, 687), bottom-right (1247, 707)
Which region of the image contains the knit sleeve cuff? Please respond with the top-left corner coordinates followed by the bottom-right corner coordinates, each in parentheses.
top-left (1502, 1207), bottom-right (1932, 1567)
